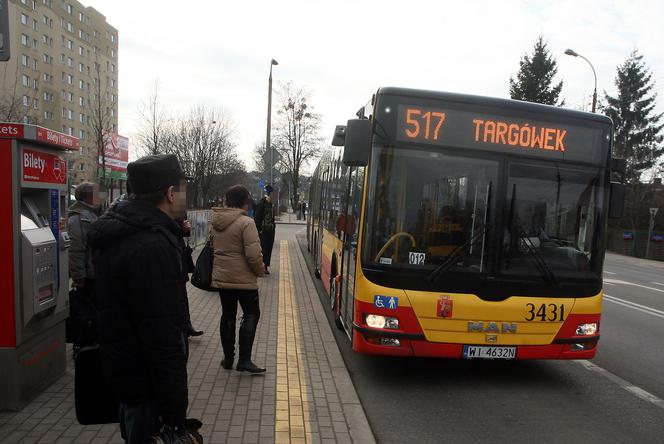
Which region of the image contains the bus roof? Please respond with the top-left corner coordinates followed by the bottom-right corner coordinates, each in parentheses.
top-left (377, 87), bottom-right (612, 127)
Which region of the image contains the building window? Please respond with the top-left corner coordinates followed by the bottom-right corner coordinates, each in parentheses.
top-left (32, 38), bottom-right (38, 49)
top-left (67, 74), bottom-right (73, 85)
top-left (23, 96), bottom-right (31, 107)
top-left (67, 91), bottom-right (74, 102)
top-left (33, 98), bottom-right (39, 109)
top-left (78, 46), bottom-right (84, 56)
top-left (43, 0), bottom-right (52, 7)
top-left (79, 96), bottom-right (84, 106)
top-left (66, 3), bottom-right (73, 14)
top-left (111, 34), bottom-right (115, 43)
top-left (44, 111), bottom-right (54, 120)
top-left (79, 79), bottom-right (85, 89)
top-left (79, 63), bottom-right (84, 72)
top-left (67, 39), bottom-right (73, 50)
top-left (22, 75), bottom-right (31, 87)
top-left (21, 14), bottom-right (29, 26)
top-left (79, 113), bottom-right (85, 123)
top-left (67, 57), bottom-right (73, 67)
top-left (21, 34), bottom-right (30, 46)
top-left (21, 54), bottom-right (29, 66)
top-left (110, 79), bottom-right (115, 88)
top-left (66, 22), bottom-right (73, 32)
top-left (32, 19), bottom-right (38, 31)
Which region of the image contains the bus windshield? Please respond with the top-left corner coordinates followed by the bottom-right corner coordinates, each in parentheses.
top-left (361, 145), bottom-right (605, 296)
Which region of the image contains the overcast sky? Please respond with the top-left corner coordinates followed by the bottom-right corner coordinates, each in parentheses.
top-left (85, 0), bottom-right (664, 170)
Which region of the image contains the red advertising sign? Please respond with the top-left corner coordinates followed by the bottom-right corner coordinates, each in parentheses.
top-left (22, 148), bottom-right (67, 184)
top-left (36, 126), bottom-right (80, 151)
top-left (0, 123), bottom-right (25, 138)
top-left (99, 132), bottom-right (129, 179)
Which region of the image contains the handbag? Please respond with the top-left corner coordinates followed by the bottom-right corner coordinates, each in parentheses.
top-left (74, 345), bottom-right (119, 424)
top-left (191, 235), bottom-right (215, 291)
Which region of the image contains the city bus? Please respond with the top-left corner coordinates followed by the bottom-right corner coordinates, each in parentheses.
top-left (307, 87), bottom-right (624, 359)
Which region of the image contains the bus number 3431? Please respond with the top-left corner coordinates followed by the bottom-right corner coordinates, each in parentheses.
top-left (525, 303), bottom-right (565, 322)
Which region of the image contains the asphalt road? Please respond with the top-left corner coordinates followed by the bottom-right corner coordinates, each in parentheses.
top-left (288, 225), bottom-right (664, 444)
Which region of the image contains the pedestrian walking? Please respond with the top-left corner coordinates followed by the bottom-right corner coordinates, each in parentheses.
top-left (67, 182), bottom-right (100, 351)
top-left (254, 184), bottom-right (276, 274)
top-left (212, 185), bottom-right (266, 373)
top-left (88, 154), bottom-right (201, 443)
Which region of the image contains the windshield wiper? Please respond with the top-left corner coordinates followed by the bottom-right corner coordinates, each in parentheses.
top-left (426, 223), bottom-right (486, 283)
top-left (514, 227), bottom-right (560, 289)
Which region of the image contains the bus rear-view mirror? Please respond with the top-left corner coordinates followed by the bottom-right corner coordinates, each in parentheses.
top-left (342, 119), bottom-right (371, 167)
top-left (608, 182), bottom-right (625, 219)
top-left (331, 125), bottom-right (346, 146)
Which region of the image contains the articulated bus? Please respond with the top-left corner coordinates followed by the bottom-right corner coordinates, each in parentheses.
top-left (307, 87), bottom-right (625, 360)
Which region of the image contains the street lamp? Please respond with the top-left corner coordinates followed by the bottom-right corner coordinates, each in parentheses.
top-left (266, 59), bottom-right (278, 187)
top-left (565, 48), bottom-right (597, 113)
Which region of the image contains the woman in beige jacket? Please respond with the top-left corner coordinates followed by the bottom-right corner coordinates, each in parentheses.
top-left (211, 185), bottom-right (266, 373)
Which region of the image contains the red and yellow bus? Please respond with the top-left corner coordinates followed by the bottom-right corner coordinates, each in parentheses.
top-left (308, 87), bottom-right (624, 360)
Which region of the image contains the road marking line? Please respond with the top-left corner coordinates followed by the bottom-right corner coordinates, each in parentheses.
top-left (275, 240), bottom-right (314, 443)
top-left (603, 271), bottom-right (616, 275)
top-left (576, 360), bottom-right (664, 410)
top-left (603, 294), bottom-right (664, 319)
top-left (603, 282), bottom-right (615, 286)
top-left (603, 278), bottom-right (664, 294)
top-left (651, 282), bottom-right (664, 287)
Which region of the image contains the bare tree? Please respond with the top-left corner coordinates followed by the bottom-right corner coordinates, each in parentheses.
top-left (273, 82), bottom-right (323, 209)
top-left (135, 78), bottom-right (169, 156)
top-left (0, 63), bottom-right (40, 123)
top-left (164, 106), bottom-right (243, 207)
top-left (87, 56), bottom-right (114, 187)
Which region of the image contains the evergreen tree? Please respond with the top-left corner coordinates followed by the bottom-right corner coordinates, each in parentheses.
top-left (509, 36), bottom-right (564, 106)
top-left (604, 50), bottom-right (664, 183)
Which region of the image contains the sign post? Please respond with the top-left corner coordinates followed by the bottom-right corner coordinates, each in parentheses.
top-left (646, 208), bottom-right (659, 259)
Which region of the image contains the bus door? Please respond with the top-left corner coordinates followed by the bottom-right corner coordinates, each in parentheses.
top-left (341, 167), bottom-right (364, 332)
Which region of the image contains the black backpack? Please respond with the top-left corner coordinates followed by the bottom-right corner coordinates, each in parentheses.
top-left (191, 235), bottom-right (215, 291)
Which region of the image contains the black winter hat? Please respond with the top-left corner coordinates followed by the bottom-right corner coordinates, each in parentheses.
top-left (127, 154), bottom-right (187, 194)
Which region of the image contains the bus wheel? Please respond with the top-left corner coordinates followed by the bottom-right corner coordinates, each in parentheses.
top-left (314, 238), bottom-right (321, 279)
top-left (330, 277), bottom-right (344, 331)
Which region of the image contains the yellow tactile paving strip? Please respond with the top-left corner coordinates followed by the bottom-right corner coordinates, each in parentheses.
top-left (275, 240), bottom-right (314, 443)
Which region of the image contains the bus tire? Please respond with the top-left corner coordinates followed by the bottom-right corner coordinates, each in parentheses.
top-left (314, 236), bottom-right (321, 279)
top-left (330, 276), bottom-right (344, 331)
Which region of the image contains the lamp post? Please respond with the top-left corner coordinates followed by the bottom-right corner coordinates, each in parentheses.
top-left (565, 48), bottom-right (597, 113)
top-left (266, 59), bottom-right (279, 187)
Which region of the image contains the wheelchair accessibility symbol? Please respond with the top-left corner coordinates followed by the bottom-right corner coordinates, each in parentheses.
top-left (374, 295), bottom-right (398, 310)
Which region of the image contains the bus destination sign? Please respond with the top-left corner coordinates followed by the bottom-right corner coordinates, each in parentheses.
top-left (395, 104), bottom-right (606, 163)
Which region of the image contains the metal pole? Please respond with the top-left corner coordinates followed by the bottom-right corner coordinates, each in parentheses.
top-left (577, 54), bottom-right (597, 113)
top-left (267, 64), bottom-right (273, 186)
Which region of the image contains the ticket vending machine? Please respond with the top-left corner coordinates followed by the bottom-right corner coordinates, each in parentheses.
top-left (0, 122), bottom-right (78, 410)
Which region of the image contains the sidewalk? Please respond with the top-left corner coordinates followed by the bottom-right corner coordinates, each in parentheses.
top-left (0, 230), bottom-right (374, 444)
top-left (276, 211), bottom-right (307, 225)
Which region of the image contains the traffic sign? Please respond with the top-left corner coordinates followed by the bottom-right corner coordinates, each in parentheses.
top-left (262, 148), bottom-right (282, 167)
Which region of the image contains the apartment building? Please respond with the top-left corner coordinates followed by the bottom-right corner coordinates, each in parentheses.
top-left (1, 0), bottom-right (118, 184)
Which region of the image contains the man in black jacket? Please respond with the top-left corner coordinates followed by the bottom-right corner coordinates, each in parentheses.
top-left (88, 154), bottom-right (194, 443)
top-left (254, 184), bottom-right (276, 275)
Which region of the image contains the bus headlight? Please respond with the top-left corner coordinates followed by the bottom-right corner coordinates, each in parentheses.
top-left (575, 323), bottom-right (598, 335)
top-left (365, 314), bottom-right (399, 330)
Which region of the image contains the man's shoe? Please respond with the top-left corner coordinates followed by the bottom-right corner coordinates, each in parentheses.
top-left (188, 328), bottom-right (204, 337)
top-left (221, 356), bottom-right (234, 370)
top-left (264, 266), bottom-right (270, 275)
top-left (236, 361), bottom-right (266, 373)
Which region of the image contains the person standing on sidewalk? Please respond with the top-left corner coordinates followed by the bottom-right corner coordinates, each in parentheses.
top-left (88, 154), bottom-right (200, 443)
top-left (67, 182), bottom-right (100, 350)
top-left (212, 185), bottom-right (266, 373)
top-left (254, 184), bottom-right (276, 275)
